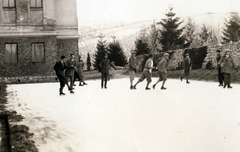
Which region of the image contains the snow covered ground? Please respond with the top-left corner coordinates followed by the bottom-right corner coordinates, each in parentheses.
top-left (5, 78), bottom-right (240, 152)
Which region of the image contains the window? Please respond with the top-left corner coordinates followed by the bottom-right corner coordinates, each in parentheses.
top-left (3, 0), bottom-right (15, 8)
top-left (30, 0), bottom-right (42, 8)
top-left (32, 43), bottom-right (45, 62)
top-left (5, 43), bottom-right (18, 62)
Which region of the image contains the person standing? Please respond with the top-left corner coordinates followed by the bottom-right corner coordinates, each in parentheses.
top-left (219, 50), bottom-right (238, 88)
top-left (128, 50), bottom-right (137, 89)
top-left (65, 53), bottom-right (77, 90)
top-left (180, 53), bottom-right (192, 84)
top-left (76, 58), bottom-right (87, 86)
top-left (53, 55), bottom-right (74, 95)
top-left (153, 53), bottom-right (169, 90)
top-left (99, 53), bottom-right (116, 89)
top-left (133, 54), bottom-right (154, 90)
top-left (216, 50), bottom-right (224, 86)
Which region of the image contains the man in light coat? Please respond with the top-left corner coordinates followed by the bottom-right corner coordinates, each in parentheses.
top-left (153, 53), bottom-right (169, 90)
top-left (219, 50), bottom-right (238, 88)
top-left (134, 54), bottom-right (154, 90)
top-left (128, 50), bottom-right (137, 89)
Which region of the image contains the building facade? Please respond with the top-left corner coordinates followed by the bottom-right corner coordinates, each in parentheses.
top-left (0, 0), bottom-right (79, 79)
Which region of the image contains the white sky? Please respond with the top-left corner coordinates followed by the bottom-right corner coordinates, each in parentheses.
top-left (77, 0), bottom-right (240, 25)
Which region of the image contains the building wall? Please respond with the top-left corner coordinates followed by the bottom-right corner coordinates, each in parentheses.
top-left (0, 36), bottom-right (58, 77)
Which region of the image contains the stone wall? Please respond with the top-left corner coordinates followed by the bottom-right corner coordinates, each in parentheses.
top-left (0, 36), bottom-right (57, 77)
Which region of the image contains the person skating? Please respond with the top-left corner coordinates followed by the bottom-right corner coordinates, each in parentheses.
top-left (180, 53), bottom-right (192, 84)
top-left (65, 53), bottom-right (77, 90)
top-left (216, 50), bottom-right (224, 86)
top-left (76, 58), bottom-right (87, 86)
top-left (128, 50), bottom-right (137, 89)
top-left (53, 55), bottom-right (74, 95)
top-left (99, 53), bottom-right (116, 89)
top-left (134, 54), bottom-right (154, 90)
top-left (218, 50), bottom-right (238, 89)
top-left (153, 53), bottom-right (169, 90)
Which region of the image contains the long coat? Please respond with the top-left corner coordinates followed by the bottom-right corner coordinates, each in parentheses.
top-left (99, 58), bottom-right (115, 74)
top-left (53, 61), bottom-right (68, 83)
top-left (157, 57), bottom-right (168, 73)
top-left (65, 59), bottom-right (77, 76)
top-left (128, 56), bottom-right (137, 72)
top-left (219, 56), bottom-right (236, 74)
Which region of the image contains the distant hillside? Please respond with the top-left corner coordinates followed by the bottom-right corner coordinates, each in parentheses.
top-left (78, 12), bottom-right (237, 62)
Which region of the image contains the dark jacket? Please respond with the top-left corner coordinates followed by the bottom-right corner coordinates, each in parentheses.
top-left (219, 56), bottom-right (236, 74)
top-left (183, 58), bottom-right (192, 71)
top-left (99, 58), bottom-right (116, 74)
top-left (65, 59), bottom-right (77, 76)
top-left (216, 54), bottom-right (222, 68)
top-left (53, 61), bottom-right (68, 83)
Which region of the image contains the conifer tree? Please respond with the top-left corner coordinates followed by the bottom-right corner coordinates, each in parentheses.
top-left (134, 38), bottom-right (151, 56)
top-left (222, 12), bottom-right (240, 43)
top-left (93, 34), bottom-right (108, 71)
top-left (87, 52), bottom-right (91, 71)
top-left (108, 36), bottom-right (128, 66)
top-left (158, 6), bottom-right (185, 51)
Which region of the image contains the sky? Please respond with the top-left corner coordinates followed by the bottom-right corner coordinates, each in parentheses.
top-left (77, 0), bottom-right (240, 26)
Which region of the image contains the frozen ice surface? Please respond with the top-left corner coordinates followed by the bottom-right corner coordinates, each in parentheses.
top-left (5, 78), bottom-right (240, 152)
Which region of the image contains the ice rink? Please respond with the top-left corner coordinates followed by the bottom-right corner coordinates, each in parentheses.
top-left (5, 78), bottom-right (240, 152)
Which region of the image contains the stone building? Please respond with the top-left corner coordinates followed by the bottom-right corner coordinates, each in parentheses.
top-left (0, 0), bottom-right (79, 79)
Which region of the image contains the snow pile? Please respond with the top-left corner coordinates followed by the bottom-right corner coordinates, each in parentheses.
top-left (5, 78), bottom-right (240, 152)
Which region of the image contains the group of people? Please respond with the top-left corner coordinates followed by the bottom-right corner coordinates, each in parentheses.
top-left (53, 53), bottom-right (87, 95)
top-left (54, 49), bottom-right (238, 95)
top-left (128, 49), bottom-right (238, 91)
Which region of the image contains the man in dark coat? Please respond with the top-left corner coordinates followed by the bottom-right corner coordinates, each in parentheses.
top-left (216, 50), bottom-right (224, 86)
top-left (53, 55), bottom-right (74, 95)
top-left (65, 53), bottom-right (77, 89)
top-left (99, 53), bottom-right (116, 89)
top-left (180, 53), bottom-right (192, 84)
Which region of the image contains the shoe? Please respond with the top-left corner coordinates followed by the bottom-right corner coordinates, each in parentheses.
top-left (145, 87), bottom-right (151, 90)
top-left (161, 86), bottom-right (167, 90)
top-left (70, 90), bottom-right (74, 94)
top-left (105, 86), bottom-right (107, 89)
top-left (186, 81), bottom-right (190, 84)
top-left (79, 83), bottom-right (83, 86)
top-left (59, 93), bottom-right (65, 95)
top-left (223, 85), bottom-right (226, 88)
top-left (130, 86), bottom-right (133, 89)
top-left (83, 82), bottom-right (87, 85)
top-left (218, 84), bottom-right (223, 86)
top-left (133, 85), bottom-right (137, 89)
top-left (73, 84), bottom-right (76, 86)
top-left (153, 84), bottom-right (156, 89)
top-left (228, 86), bottom-right (232, 88)
top-left (180, 77), bottom-right (183, 81)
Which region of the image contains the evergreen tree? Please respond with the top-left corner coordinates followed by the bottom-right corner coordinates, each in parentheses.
top-left (182, 17), bottom-right (197, 48)
top-left (158, 6), bottom-right (185, 51)
top-left (199, 24), bottom-right (209, 44)
top-left (107, 36), bottom-right (128, 66)
top-left (134, 38), bottom-right (151, 56)
top-left (87, 52), bottom-right (91, 71)
top-left (93, 34), bottom-right (108, 71)
top-left (148, 21), bottom-right (161, 53)
top-left (222, 12), bottom-right (240, 43)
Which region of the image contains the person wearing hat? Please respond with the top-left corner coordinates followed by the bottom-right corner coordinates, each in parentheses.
top-left (134, 54), bottom-right (154, 90)
top-left (99, 53), bottom-right (116, 89)
top-left (74, 57), bottom-right (87, 86)
top-left (180, 53), bottom-right (192, 83)
top-left (128, 50), bottom-right (137, 89)
top-left (216, 49), bottom-right (224, 86)
top-left (153, 53), bottom-right (169, 90)
top-left (53, 55), bottom-right (74, 95)
top-left (65, 53), bottom-right (77, 90)
top-left (218, 50), bottom-right (238, 88)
